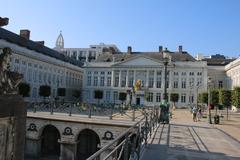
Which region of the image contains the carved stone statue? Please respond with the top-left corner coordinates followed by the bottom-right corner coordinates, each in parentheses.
top-left (0, 47), bottom-right (23, 95)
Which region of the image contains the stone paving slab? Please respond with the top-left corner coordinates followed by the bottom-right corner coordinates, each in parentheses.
top-left (141, 109), bottom-right (240, 160)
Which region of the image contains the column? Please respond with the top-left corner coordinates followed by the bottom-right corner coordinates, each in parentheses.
top-left (169, 70), bottom-right (172, 89)
top-left (153, 69), bottom-right (157, 88)
top-left (111, 70), bottom-right (114, 87)
top-left (118, 70), bottom-right (122, 87)
top-left (59, 140), bottom-right (77, 160)
top-left (146, 70), bottom-right (149, 88)
top-left (133, 70), bottom-right (136, 85)
top-left (126, 70), bottom-right (129, 88)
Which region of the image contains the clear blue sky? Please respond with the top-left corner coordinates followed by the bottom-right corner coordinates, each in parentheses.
top-left (1, 0), bottom-right (240, 57)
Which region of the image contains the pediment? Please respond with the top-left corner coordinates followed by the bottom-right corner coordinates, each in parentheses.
top-left (114, 56), bottom-right (162, 66)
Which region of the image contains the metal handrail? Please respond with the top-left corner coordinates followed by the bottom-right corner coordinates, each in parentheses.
top-left (87, 106), bottom-right (160, 160)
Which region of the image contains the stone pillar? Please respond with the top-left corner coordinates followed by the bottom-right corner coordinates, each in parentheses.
top-left (0, 95), bottom-right (27, 160)
top-left (111, 70), bottom-right (114, 87)
top-left (25, 137), bottom-right (41, 158)
top-left (133, 70), bottom-right (136, 85)
top-left (126, 70), bottom-right (129, 88)
top-left (146, 70), bottom-right (149, 87)
top-left (59, 139), bottom-right (77, 160)
top-left (153, 70), bottom-right (157, 88)
top-left (118, 70), bottom-right (122, 87)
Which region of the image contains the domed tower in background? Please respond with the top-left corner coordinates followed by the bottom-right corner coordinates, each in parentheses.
top-left (55, 31), bottom-right (64, 50)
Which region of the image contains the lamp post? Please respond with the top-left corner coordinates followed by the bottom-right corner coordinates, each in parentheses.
top-left (208, 77), bottom-right (212, 124)
top-left (163, 57), bottom-right (169, 102)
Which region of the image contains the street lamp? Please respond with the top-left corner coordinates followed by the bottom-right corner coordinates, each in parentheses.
top-left (208, 77), bottom-right (212, 124)
top-left (163, 57), bottom-right (168, 102)
top-left (159, 57), bottom-right (170, 124)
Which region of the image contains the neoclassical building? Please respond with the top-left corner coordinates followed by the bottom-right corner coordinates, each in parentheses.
top-left (0, 28), bottom-right (84, 102)
top-left (225, 57), bottom-right (240, 88)
top-left (82, 46), bottom-right (208, 108)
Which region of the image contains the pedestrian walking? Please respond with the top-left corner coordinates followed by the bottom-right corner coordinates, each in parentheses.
top-left (192, 106), bottom-right (197, 122)
top-left (197, 107), bottom-right (202, 121)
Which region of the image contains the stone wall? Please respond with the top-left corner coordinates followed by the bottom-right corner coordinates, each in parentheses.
top-left (0, 95), bottom-right (27, 160)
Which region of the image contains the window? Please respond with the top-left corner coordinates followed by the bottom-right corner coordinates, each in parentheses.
top-left (113, 91), bottom-right (118, 102)
top-left (28, 69), bottom-right (32, 82)
top-left (39, 71), bottom-right (42, 83)
top-left (156, 93), bottom-right (161, 102)
top-left (121, 71), bottom-right (127, 87)
top-left (189, 72), bottom-right (194, 76)
top-left (101, 71), bottom-right (105, 75)
top-left (107, 71), bottom-right (112, 75)
top-left (174, 72), bottom-right (179, 76)
top-left (114, 71), bottom-right (120, 87)
top-left (189, 94), bottom-right (194, 103)
top-left (15, 59), bottom-right (19, 64)
top-left (156, 77), bottom-right (161, 88)
top-left (106, 91), bottom-right (111, 101)
top-left (197, 72), bottom-right (202, 76)
top-left (107, 77), bottom-right (111, 86)
top-left (93, 76), bottom-right (98, 86)
top-left (146, 92), bottom-right (153, 102)
top-left (157, 71), bottom-right (162, 76)
top-left (181, 72), bottom-right (186, 76)
top-left (197, 78), bottom-right (202, 86)
top-left (181, 93), bottom-right (186, 103)
top-left (87, 71), bottom-right (91, 75)
top-left (218, 81), bottom-right (223, 88)
top-left (33, 71), bottom-right (37, 82)
top-left (128, 71), bottom-right (134, 87)
top-left (174, 79), bottom-right (178, 88)
top-left (148, 70), bottom-right (154, 88)
top-left (87, 76), bottom-right (91, 86)
top-left (181, 78), bottom-right (186, 88)
top-left (100, 77), bottom-right (105, 86)
top-left (189, 78), bottom-right (194, 88)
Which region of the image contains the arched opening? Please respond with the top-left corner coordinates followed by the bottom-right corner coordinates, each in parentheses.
top-left (77, 129), bottom-right (100, 160)
top-left (41, 125), bottom-right (60, 159)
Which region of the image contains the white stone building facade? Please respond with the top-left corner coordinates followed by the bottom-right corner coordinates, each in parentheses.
top-left (225, 58), bottom-right (240, 89)
top-left (83, 49), bottom-right (208, 108)
top-left (0, 29), bottom-right (84, 102)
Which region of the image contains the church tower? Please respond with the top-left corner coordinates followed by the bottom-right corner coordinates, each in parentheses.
top-left (55, 31), bottom-right (64, 50)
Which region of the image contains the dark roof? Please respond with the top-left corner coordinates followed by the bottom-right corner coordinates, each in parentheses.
top-left (0, 28), bottom-right (83, 67)
top-left (202, 54), bottom-right (235, 66)
top-left (95, 51), bottom-right (196, 62)
top-left (202, 58), bottom-right (235, 66)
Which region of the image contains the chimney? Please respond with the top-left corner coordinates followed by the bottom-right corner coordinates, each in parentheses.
top-left (20, 29), bottom-right (30, 40)
top-left (159, 46), bottom-right (163, 52)
top-left (127, 46), bottom-right (132, 54)
top-left (178, 45), bottom-right (183, 53)
top-left (35, 41), bottom-right (45, 45)
top-left (0, 17), bottom-right (9, 27)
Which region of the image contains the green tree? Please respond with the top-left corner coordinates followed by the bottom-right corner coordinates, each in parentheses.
top-left (18, 82), bottom-right (30, 97)
top-left (232, 87), bottom-right (240, 108)
top-left (39, 85), bottom-right (51, 102)
top-left (170, 93), bottom-right (179, 109)
top-left (219, 89), bottom-right (232, 120)
top-left (210, 90), bottom-right (219, 106)
top-left (198, 92), bottom-right (208, 104)
top-left (57, 88), bottom-right (66, 97)
top-left (94, 90), bottom-right (103, 106)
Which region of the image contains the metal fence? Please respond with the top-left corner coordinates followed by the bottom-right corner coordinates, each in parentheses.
top-left (86, 106), bottom-right (160, 160)
top-left (27, 102), bottom-right (152, 121)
